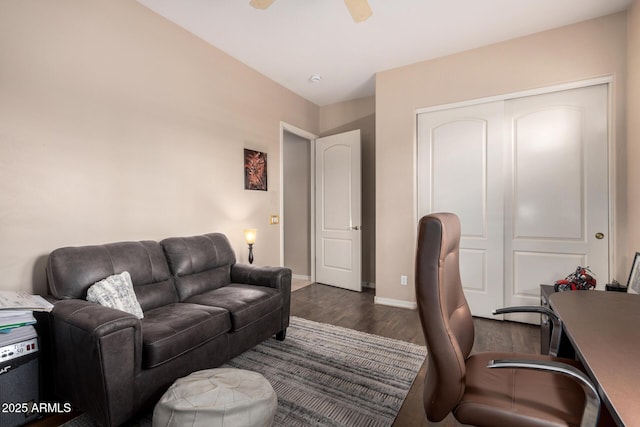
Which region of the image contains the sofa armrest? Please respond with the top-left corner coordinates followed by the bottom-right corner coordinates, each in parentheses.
top-left (231, 264), bottom-right (292, 292)
top-left (52, 298), bottom-right (141, 339)
top-left (231, 264), bottom-right (292, 334)
top-left (49, 299), bottom-right (142, 426)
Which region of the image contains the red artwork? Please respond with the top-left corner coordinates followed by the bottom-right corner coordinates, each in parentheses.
top-left (244, 149), bottom-right (267, 191)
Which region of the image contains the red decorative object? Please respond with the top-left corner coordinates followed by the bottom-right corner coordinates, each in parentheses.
top-left (554, 266), bottom-right (596, 292)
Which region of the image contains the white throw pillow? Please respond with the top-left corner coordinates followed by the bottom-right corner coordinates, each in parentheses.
top-left (86, 271), bottom-right (144, 319)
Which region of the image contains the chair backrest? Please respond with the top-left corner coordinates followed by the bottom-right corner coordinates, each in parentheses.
top-left (415, 213), bottom-right (475, 422)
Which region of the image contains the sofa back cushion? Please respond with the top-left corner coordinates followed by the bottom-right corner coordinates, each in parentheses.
top-left (47, 241), bottom-right (178, 311)
top-left (161, 233), bottom-right (236, 301)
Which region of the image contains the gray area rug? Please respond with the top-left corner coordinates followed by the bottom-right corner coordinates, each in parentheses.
top-left (63, 316), bottom-right (427, 427)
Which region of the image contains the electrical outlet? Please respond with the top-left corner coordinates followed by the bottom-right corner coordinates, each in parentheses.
top-left (400, 275), bottom-right (408, 286)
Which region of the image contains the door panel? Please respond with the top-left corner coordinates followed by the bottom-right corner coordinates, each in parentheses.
top-left (504, 85), bottom-right (609, 322)
top-left (315, 130), bottom-right (362, 291)
top-left (513, 108), bottom-right (583, 239)
top-left (432, 120), bottom-right (487, 236)
top-left (460, 249), bottom-right (487, 292)
top-left (513, 252), bottom-right (586, 296)
top-left (418, 102), bottom-right (505, 318)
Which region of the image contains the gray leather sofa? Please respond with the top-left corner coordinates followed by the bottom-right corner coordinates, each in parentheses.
top-left (42, 233), bottom-right (291, 427)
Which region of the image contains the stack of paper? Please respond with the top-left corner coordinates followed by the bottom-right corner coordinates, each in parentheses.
top-left (0, 310), bottom-right (35, 333)
top-left (0, 291), bottom-right (54, 312)
top-left (0, 291), bottom-right (53, 333)
top-left (0, 324), bottom-right (37, 347)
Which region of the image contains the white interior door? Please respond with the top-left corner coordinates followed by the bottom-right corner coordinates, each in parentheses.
top-left (315, 130), bottom-right (362, 291)
top-left (503, 85), bottom-right (609, 322)
top-left (417, 102), bottom-right (505, 318)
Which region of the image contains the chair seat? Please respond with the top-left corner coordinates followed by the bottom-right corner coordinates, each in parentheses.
top-left (455, 352), bottom-right (585, 427)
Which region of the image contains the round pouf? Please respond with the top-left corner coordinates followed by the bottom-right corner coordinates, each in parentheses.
top-left (153, 368), bottom-right (277, 427)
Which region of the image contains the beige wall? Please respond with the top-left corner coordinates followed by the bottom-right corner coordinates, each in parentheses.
top-left (0, 0), bottom-right (319, 294)
top-left (319, 96), bottom-right (376, 285)
top-left (376, 13), bottom-right (628, 304)
top-left (1, 1), bottom-right (632, 303)
top-left (628, 1), bottom-right (640, 261)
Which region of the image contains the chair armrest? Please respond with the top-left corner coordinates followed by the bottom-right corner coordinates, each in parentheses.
top-left (49, 299), bottom-right (141, 426)
top-left (488, 359), bottom-right (600, 427)
top-left (493, 306), bottom-right (562, 357)
top-left (493, 305), bottom-right (558, 320)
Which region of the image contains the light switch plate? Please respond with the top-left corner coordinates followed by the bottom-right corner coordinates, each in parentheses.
top-left (270, 215), bottom-right (280, 225)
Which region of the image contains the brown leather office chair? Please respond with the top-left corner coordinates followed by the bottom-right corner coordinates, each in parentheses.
top-left (415, 212), bottom-right (600, 427)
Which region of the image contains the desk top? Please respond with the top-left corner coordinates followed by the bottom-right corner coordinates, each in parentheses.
top-left (549, 291), bottom-right (640, 427)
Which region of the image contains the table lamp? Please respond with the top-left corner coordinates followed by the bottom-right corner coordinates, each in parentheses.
top-left (244, 229), bottom-right (256, 264)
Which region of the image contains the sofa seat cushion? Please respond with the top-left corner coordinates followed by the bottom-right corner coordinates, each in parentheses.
top-left (141, 303), bottom-right (231, 368)
top-left (185, 284), bottom-right (281, 331)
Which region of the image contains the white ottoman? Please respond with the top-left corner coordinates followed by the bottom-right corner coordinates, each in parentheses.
top-left (153, 368), bottom-right (277, 427)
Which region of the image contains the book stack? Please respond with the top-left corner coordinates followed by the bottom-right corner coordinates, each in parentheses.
top-left (0, 291), bottom-right (53, 347)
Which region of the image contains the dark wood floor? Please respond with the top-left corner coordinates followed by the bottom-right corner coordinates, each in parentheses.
top-left (291, 283), bottom-right (541, 427)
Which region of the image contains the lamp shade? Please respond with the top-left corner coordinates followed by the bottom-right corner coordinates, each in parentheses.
top-left (244, 229), bottom-right (257, 245)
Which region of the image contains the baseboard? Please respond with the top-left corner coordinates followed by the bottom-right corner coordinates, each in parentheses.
top-left (374, 296), bottom-right (417, 310)
top-left (291, 277), bottom-right (374, 289)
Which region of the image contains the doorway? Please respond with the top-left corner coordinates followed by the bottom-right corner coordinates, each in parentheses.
top-left (281, 123), bottom-right (363, 292)
top-left (282, 126), bottom-right (315, 284)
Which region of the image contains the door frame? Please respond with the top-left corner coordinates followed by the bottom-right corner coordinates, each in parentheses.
top-left (415, 76), bottom-right (616, 286)
top-left (280, 122), bottom-right (318, 280)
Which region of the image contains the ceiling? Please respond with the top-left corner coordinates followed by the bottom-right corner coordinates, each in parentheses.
top-left (136, 0), bottom-right (633, 106)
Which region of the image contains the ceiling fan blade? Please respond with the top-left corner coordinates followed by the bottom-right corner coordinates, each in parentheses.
top-left (249, 0), bottom-right (276, 10)
top-left (344, 0), bottom-right (372, 22)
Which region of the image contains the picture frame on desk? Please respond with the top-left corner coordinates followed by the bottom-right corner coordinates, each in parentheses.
top-left (627, 252), bottom-right (640, 294)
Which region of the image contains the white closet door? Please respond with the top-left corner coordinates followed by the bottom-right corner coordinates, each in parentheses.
top-left (503, 85), bottom-right (609, 322)
top-left (417, 102), bottom-right (505, 318)
top-left (417, 84), bottom-right (609, 324)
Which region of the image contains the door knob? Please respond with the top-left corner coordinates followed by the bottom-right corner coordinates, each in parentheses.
top-left (595, 232), bottom-right (604, 240)
top-left (351, 226), bottom-right (360, 231)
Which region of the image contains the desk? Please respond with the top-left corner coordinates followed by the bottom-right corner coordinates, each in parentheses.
top-left (550, 291), bottom-right (640, 427)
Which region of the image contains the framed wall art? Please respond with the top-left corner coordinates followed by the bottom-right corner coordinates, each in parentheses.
top-left (244, 149), bottom-right (267, 191)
